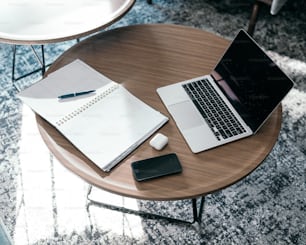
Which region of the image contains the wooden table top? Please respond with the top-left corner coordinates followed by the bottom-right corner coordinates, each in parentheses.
top-left (36, 24), bottom-right (282, 201)
top-left (0, 0), bottom-right (135, 44)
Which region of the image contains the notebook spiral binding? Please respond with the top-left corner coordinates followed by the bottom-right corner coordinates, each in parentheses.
top-left (55, 83), bottom-right (120, 127)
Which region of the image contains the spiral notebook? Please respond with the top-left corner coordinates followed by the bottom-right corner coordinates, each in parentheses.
top-left (18, 59), bottom-right (168, 172)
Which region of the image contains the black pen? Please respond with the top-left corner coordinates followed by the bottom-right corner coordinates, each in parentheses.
top-left (58, 90), bottom-right (96, 99)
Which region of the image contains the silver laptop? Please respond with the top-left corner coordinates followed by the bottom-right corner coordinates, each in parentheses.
top-left (157, 30), bottom-right (294, 153)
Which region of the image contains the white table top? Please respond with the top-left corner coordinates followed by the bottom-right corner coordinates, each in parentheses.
top-left (0, 0), bottom-right (135, 45)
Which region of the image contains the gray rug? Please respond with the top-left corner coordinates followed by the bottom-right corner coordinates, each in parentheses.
top-left (0, 0), bottom-right (305, 244)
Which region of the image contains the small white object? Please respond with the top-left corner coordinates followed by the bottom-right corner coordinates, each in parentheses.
top-left (150, 133), bottom-right (168, 150)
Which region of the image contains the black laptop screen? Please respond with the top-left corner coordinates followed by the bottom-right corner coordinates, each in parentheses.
top-left (212, 30), bottom-right (293, 132)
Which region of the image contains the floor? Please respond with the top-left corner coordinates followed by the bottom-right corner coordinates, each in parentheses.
top-left (0, 0), bottom-right (305, 244)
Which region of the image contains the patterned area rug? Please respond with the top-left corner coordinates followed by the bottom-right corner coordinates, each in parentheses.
top-left (0, 0), bottom-right (305, 244)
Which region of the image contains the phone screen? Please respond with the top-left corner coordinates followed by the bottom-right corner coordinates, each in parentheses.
top-left (131, 153), bottom-right (182, 181)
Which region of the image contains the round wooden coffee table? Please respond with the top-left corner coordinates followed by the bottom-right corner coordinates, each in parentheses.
top-left (36, 24), bottom-right (282, 222)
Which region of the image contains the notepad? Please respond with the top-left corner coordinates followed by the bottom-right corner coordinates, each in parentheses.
top-left (18, 59), bottom-right (168, 172)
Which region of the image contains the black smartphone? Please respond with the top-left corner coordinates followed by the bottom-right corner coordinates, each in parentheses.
top-left (131, 153), bottom-right (182, 181)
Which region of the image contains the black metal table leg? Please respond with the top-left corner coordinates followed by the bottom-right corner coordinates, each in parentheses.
top-left (12, 45), bottom-right (17, 85)
top-left (11, 44), bottom-right (50, 87)
top-left (86, 185), bottom-right (205, 224)
top-left (11, 38), bottom-right (81, 87)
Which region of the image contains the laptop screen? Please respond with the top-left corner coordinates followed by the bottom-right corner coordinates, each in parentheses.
top-left (212, 30), bottom-right (294, 132)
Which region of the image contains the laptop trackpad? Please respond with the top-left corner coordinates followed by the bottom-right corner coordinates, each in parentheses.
top-left (168, 101), bottom-right (204, 130)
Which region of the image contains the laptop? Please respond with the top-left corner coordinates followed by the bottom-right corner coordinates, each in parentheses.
top-left (157, 29), bottom-right (294, 153)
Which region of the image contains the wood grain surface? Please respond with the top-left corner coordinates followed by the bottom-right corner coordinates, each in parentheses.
top-left (36, 24), bottom-right (282, 200)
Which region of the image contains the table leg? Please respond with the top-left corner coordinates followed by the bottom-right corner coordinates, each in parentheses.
top-left (11, 45), bottom-right (17, 85)
top-left (248, 1), bottom-right (261, 36)
top-left (11, 44), bottom-right (48, 86)
top-left (86, 185), bottom-right (205, 224)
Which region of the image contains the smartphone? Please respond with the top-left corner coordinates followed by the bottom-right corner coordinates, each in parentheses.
top-left (131, 153), bottom-right (182, 181)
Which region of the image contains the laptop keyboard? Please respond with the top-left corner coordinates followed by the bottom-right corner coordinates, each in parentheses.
top-left (182, 78), bottom-right (246, 141)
